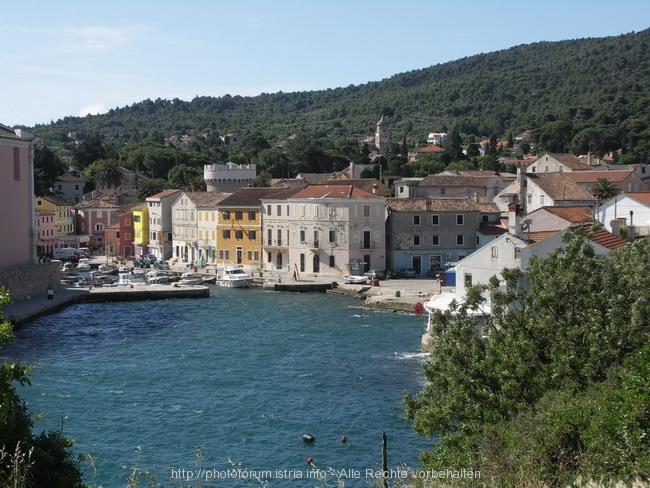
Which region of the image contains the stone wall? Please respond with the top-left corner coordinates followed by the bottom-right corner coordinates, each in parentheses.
top-left (0, 261), bottom-right (61, 301)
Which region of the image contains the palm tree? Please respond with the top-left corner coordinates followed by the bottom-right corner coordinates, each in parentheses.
top-left (590, 177), bottom-right (619, 203)
top-left (136, 178), bottom-right (168, 201)
top-left (94, 159), bottom-right (124, 189)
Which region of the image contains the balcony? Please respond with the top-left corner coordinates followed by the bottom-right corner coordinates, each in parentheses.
top-left (360, 241), bottom-right (376, 250)
top-left (264, 240), bottom-right (285, 250)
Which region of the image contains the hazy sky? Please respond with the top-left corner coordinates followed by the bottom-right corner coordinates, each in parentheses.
top-left (2, 0), bottom-right (649, 127)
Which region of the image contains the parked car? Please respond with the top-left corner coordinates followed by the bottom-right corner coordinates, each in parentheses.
top-left (364, 269), bottom-right (386, 280)
top-left (385, 269), bottom-right (398, 279)
top-left (397, 267), bottom-right (416, 278)
top-left (344, 274), bottom-right (369, 284)
top-left (427, 267), bottom-right (444, 278)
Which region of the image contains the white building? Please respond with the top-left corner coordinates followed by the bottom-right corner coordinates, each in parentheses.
top-left (597, 191), bottom-right (650, 237)
top-left (146, 189), bottom-right (182, 261)
top-left (204, 162), bottom-right (256, 192)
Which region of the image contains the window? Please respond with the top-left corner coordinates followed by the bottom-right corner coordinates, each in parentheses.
top-left (300, 229), bottom-right (305, 242)
top-left (134, 215), bottom-right (141, 223)
top-left (540, 195), bottom-right (545, 205)
top-left (464, 273), bottom-right (473, 288)
top-left (254, 251), bottom-right (259, 261)
top-left (329, 206), bottom-right (336, 217)
top-left (456, 214), bottom-right (464, 225)
top-left (248, 250), bottom-right (253, 260)
top-left (248, 211), bottom-right (256, 220)
top-left (223, 211), bottom-right (230, 220)
top-left (514, 247), bottom-right (521, 260)
top-left (440, 188), bottom-right (446, 195)
top-left (329, 229), bottom-right (336, 243)
top-left (277, 205), bottom-right (282, 216)
top-left (329, 255), bottom-right (335, 268)
top-left (95, 223), bottom-right (104, 231)
top-left (414, 235), bottom-right (420, 246)
top-left (277, 229), bottom-right (282, 246)
top-left (413, 215), bottom-right (420, 226)
top-left (266, 205), bottom-right (271, 216)
top-left (491, 246), bottom-right (498, 258)
top-left (223, 229), bottom-right (231, 239)
top-left (432, 235), bottom-right (439, 246)
top-left (267, 252), bottom-right (272, 262)
top-left (248, 230), bottom-right (256, 240)
top-left (235, 230), bottom-right (243, 240)
top-left (267, 229), bottom-right (272, 245)
top-left (300, 253), bottom-right (305, 272)
top-left (235, 211), bottom-right (242, 220)
top-left (363, 205), bottom-right (370, 218)
top-left (432, 215), bottom-right (439, 226)
top-left (527, 194), bottom-right (533, 204)
top-left (125, 232), bottom-right (131, 240)
top-left (456, 235), bottom-right (464, 245)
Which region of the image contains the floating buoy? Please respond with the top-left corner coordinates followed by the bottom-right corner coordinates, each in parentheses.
top-left (302, 434), bottom-right (315, 443)
top-left (341, 436), bottom-right (347, 443)
top-left (307, 457), bottom-right (314, 465)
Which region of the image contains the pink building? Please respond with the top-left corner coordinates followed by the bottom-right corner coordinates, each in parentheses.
top-left (36, 209), bottom-right (57, 257)
top-left (0, 124), bottom-right (36, 268)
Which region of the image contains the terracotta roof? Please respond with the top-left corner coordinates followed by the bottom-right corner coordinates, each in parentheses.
top-left (587, 227), bottom-right (628, 249)
top-left (537, 206), bottom-right (594, 224)
top-left (526, 230), bottom-right (561, 243)
top-left (185, 191), bottom-right (232, 207)
top-left (75, 199), bottom-right (121, 209)
top-left (296, 173), bottom-right (336, 184)
top-left (147, 189), bottom-right (182, 200)
top-left (543, 153), bottom-right (594, 171)
top-left (625, 192), bottom-right (650, 205)
top-left (419, 174), bottom-right (499, 188)
top-left (386, 197), bottom-right (485, 212)
top-left (291, 185), bottom-right (381, 199)
top-left (564, 170), bottom-right (634, 184)
top-left (527, 173), bottom-right (595, 201)
top-left (35, 195), bottom-right (69, 206)
top-left (479, 222), bottom-right (507, 236)
top-left (415, 145), bottom-right (445, 153)
top-left (220, 186), bottom-right (305, 206)
top-left (475, 202), bottom-right (501, 213)
top-left (56, 172), bottom-right (84, 182)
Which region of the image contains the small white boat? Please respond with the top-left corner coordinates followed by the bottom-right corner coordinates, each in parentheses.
top-left (62, 262), bottom-right (78, 274)
top-left (76, 258), bottom-right (91, 272)
top-left (217, 265), bottom-right (251, 288)
top-left (118, 265), bottom-right (130, 274)
top-left (146, 271), bottom-right (169, 284)
top-left (178, 272), bottom-right (203, 285)
top-left (99, 264), bottom-right (117, 275)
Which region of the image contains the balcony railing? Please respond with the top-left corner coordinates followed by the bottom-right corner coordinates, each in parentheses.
top-left (360, 241), bottom-right (376, 250)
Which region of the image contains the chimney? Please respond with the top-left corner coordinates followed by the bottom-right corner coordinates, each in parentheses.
top-left (507, 202), bottom-right (523, 237)
top-left (516, 164), bottom-right (527, 212)
top-left (473, 191), bottom-right (479, 203)
top-left (628, 211), bottom-right (635, 242)
top-left (372, 183), bottom-right (378, 194)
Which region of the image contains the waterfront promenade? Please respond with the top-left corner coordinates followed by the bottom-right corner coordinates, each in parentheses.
top-left (4, 273), bottom-right (449, 327)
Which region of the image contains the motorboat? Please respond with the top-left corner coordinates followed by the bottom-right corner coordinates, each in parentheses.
top-left (118, 265), bottom-right (130, 274)
top-left (178, 272), bottom-right (203, 285)
top-left (99, 264), bottom-right (117, 275)
top-left (201, 275), bottom-right (217, 284)
top-left (217, 265), bottom-right (251, 288)
top-left (146, 271), bottom-right (169, 284)
top-left (61, 262), bottom-right (78, 274)
top-left (76, 258), bottom-right (91, 272)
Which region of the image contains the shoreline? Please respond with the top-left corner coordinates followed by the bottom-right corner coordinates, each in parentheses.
top-left (5, 275), bottom-right (447, 328)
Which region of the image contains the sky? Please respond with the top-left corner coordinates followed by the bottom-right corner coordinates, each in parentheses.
top-left (1, 0), bottom-right (649, 128)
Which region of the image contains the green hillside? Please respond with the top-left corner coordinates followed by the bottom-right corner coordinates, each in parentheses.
top-left (30, 28), bottom-right (650, 159)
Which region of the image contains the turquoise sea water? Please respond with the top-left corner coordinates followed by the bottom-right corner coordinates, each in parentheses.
top-left (3, 287), bottom-right (432, 487)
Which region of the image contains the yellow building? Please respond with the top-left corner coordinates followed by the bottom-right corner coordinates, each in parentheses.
top-left (215, 188), bottom-right (286, 269)
top-left (132, 204), bottom-right (149, 256)
top-left (34, 195), bottom-right (76, 249)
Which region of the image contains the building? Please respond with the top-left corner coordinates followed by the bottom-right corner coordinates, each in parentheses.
top-left (74, 195), bottom-right (122, 250)
top-left (0, 125), bottom-right (37, 268)
top-left (416, 172), bottom-right (508, 202)
top-left (265, 185), bottom-right (386, 278)
top-left (375, 115), bottom-right (390, 156)
top-left (146, 189), bottom-right (182, 261)
top-left (103, 202), bottom-right (144, 259)
top-left (170, 191), bottom-right (230, 265)
top-left (386, 198), bottom-right (501, 275)
top-left (216, 187), bottom-right (291, 270)
top-left (132, 204), bottom-right (149, 257)
top-left (528, 153), bottom-right (594, 173)
top-left (36, 209), bottom-right (57, 257)
top-left (204, 162), bottom-right (256, 192)
top-left (564, 169), bottom-right (644, 194)
top-left (53, 169), bottom-right (85, 203)
top-left (597, 192), bottom-right (650, 238)
top-left (34, 195), bottom-right (78, 247)
top-left (427, 132), bottom-right (447, 145)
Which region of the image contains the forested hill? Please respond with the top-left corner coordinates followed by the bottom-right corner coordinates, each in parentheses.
top-left (32, 28), bottom-right (650, 151)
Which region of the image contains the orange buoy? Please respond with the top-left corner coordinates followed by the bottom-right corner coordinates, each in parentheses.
top-left (341, 436), bottom-right (347, 443)
top-left (307, 457), bottom-right (314, 464)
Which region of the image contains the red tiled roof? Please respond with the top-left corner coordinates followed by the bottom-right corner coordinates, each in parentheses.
top-left (292, 185), bottom-right (381, 199)
top-left (625, 192), bottom-right (650, 205)
top-left (539, 206), bottom-right (594, 224)
top-left (148, 189), bottom-right (182, 200)
top-left (564, 170), bottom-right (634, 184)
top-left (527, 173), bottom-right (595, 201)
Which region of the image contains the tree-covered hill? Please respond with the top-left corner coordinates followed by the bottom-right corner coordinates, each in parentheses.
top-left (30, 28), bottom-right (650, 158)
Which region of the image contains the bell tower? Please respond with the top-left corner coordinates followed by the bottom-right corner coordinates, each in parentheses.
top-left (375, 115), bottom-right (390, 156)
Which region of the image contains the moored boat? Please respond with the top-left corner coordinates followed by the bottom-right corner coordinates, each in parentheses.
top-left (178, 272), bottom-right (203, 285)
top-left (76, 258), bottom-right (91, 272)
top-left (146, 271), bottom-right (170, 284)
top-left (99, 264), bottom-right (117, 275)
top-left (217, 265), bottom-right (251, 288)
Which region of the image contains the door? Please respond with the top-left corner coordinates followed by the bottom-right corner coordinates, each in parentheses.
top-left (313, 254), bottom-right (320, 273)
top-left (412, 255), bottom-right (422, 275)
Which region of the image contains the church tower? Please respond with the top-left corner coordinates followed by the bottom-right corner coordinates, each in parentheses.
top-left (375, 115), bottom-right (390, 156)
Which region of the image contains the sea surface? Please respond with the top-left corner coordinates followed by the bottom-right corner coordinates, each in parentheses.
top-left (2, 286), bottom-right (432, 487)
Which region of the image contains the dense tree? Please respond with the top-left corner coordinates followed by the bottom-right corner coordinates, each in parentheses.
top-left (0, 288), bottom-right (85, 487)
top-left (33, 145), bottom-right (68, 195)
top-left (135, 178), bottom-right (168, 201)
top-left (404, 230), bottom-right (650, 486)
top-left (93, 159), bottom-right (124, 189)
top-left (590, 177), bottom-right (620, 203)
top-left (72, 137), bottom-right (106, 170)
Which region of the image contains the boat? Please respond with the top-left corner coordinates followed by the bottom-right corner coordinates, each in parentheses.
top-left (118, 265), bottom-right (130, 274)
top-left (99, 264), bottom-right (117, 275)
top-left (146, 271), bottom-right (169, 284)
top-left (178, 272), bottom-right (203, 285)
top-left (76, 258), bottom-right (91, 272)
top-left (61, 262), bottom-right (78, 274)
top-left (201, 275), bottom-right (217, 284)
top-left (217, 265), bottom-right (251, 288)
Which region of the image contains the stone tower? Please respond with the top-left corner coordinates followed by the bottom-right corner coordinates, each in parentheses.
top-left (375, 115), bottom-right (390, 156)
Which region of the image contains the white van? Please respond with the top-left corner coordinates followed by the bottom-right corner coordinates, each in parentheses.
top-left (53, 248), bottom-right (82, 261)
